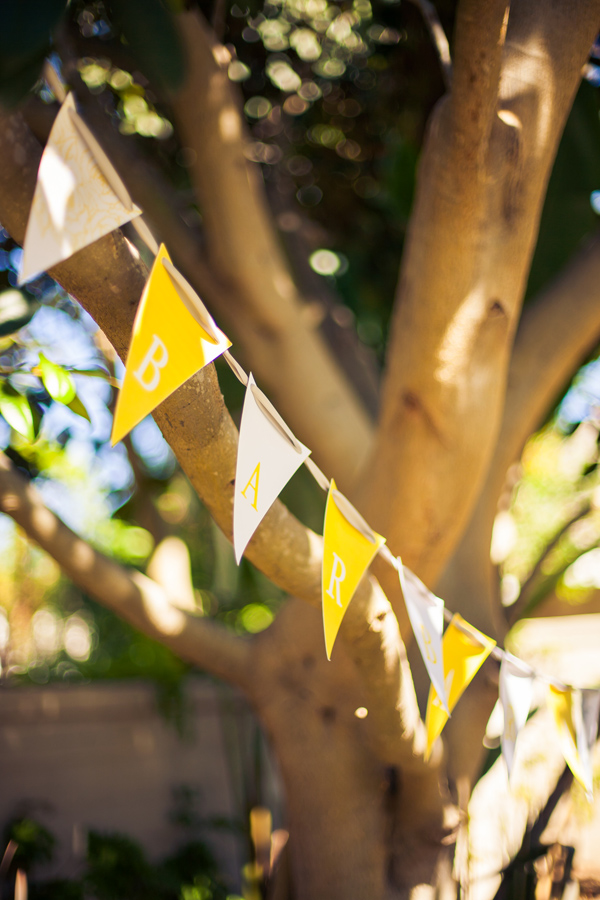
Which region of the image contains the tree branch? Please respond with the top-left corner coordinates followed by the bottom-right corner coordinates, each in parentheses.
top-left (170, 10), bottom-right (374, 490)
top-left (0, 452), bottom-right (250, 687)
top-left (0, 107), bottom-right (324, 606)
top-left (439, 231), bottom-right (600, 642)
top-left (450, 0), bottom-right (509, 170)
top-left (0, 108), bottom-right (432, 773)
top-left (406, 0), bottom-right (452, 91)
top-left (355, 0), bottom-right (600, 629)
top-left (509, 499), bottom-right (593, 624)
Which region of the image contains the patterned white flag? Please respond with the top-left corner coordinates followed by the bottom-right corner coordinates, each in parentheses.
top-left (19, 93), bottom-right (140, 284)
top-left (233, 374), bottom-right (310, 563)
top-left (499, 653), bottom-right (534, 777)
top-left (399, 563), bottom-right (448, 713)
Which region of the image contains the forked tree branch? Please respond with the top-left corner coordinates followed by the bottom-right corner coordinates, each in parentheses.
top-left (0, 452), bottom-right (251, 686)
top-left (440, 233), bottom-right (600, 639)
top-left (355, 0), bottom-right (600, 637)
top-left (170, 10), bottom-right (374, 491)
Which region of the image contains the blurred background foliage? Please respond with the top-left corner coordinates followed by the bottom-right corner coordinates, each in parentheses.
top-left (1, 810), bottom-right (237, 900)
top-left (0, 0), bottom-right (600, 710)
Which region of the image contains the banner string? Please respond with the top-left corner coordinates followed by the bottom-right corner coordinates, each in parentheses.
top-left (224, 341), bottom-right (572, 690)
top-left (140, 236), bottom-right (581, 695)
top-left (37, 67), bottom-right (595, 707)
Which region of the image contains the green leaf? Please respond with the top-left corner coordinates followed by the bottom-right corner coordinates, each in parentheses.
top-left (68, 368), bottom-right (109, 378)
top-left (39, 354), bottom-right (76, 404)
top-left (0, 393), bottom-right (34, 441)
top-left (107, 0), bottom-right (186, 93)
top-left (0, 289), bottom-right (39, 337)
top-left (66, 395), bottom-right (91, 422)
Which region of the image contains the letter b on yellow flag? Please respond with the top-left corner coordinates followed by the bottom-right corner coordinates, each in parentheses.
top-left (322, 480), bottom-right (385, 660)
top-left (112, 245), bottom-right (230, 444)
top-left (425, 614), bottom-right (495, 760)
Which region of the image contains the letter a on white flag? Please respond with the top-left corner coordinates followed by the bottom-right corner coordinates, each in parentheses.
top-left (19, 93), bottom-right (141, 284)
top-left (233, 374), bottom-right (310, 563)
top-left (399, 564), bottom-right (449, 714)
top-left (499, 653), bottom-right (534, 777)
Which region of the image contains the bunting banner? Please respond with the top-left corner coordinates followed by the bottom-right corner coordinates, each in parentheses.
top-left (233, 374), bottom-right (310, 563)
top-left (499, 653), bottom-right (534, 777)
top-left (399, 563), bottom-right (448, 713)
top-left (322, 481), bottom-right (385, 660)
top-left (19, 93), bottom-right (141, 285)
top-left (13, 60), bottom-right (600, 800)
top-left (111, 244), bottom-right (230, 445)
top-left (547, 685), bottom-right (594, 798)
top-left (425, 614), bottom-right (496, 761)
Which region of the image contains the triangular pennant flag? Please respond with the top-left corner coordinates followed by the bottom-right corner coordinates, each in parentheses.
top-left (111, 244), bottom-right (230, 444)
top-left (425, 614), bottom-right (496, 761)
top-left (581, 688), bottom-right (600, 755)
top-left (233, 373), bottom-right (310, 563)
top-left (499, 653), bottom-right (534, 777)
top-left (577, 688), bottom-right (600, 801)
top-left (398, 563), bottom-right (448, 714)
top-left (322, 481), bottom-right (385, 660)
top-left (547, 685), bottom-right (594, 799)
top-left (19, 93), bottom-right (141, 284)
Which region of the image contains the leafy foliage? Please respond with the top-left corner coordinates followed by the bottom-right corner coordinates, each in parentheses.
top-left (1, 817), bottom-right (233, 900)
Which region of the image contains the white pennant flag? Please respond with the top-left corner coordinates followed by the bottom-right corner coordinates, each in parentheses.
top-left (19, 93), bottom-right (141, 284)
top-left (499, 653), bottom-right (534, 777)
top-left (233, 374), bottom-right (310, 563)
top-left (399, 563), bottom-right (448, 714)
top-left (581, 688), bottom-right (600, 755)
top-left (576, 688), bottom-right (600, 800)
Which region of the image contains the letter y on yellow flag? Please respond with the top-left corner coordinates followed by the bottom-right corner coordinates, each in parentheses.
top-left (112, 245), bottom-right (231, 444)
top-left (322, 481), bottom-right (385, 659)
top-left (425, 614), bottom-right (496, 760)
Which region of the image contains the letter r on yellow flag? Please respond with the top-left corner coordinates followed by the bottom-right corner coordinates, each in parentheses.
top-left (111, 244), bottom-right (231, 445)
top-left (322, 480), bottom-right (385, 660)
top-left (424, 614), bottom-right (496, 761)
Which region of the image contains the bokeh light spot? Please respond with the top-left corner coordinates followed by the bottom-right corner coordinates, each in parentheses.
top-left (309, 249), bottom-right (341, 275)
top-left (244, 96), bottom-right (273, 119)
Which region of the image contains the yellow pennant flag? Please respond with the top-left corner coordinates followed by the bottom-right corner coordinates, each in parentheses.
top-left (322, 480), bottom-right (385, 660)
top-left (425, 614), bottom-right (496, 760)
top-left (547, 686), bottom-right (591, 797)
top-left (111, 244), bottom-right (231, 444)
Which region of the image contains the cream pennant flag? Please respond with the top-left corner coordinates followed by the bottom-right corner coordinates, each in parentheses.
top-left (233, 374), bottom-right (310, 563)
top-left (547, 685), bottom-right (594, 799)
top-left (19, 93), bottom-right (141, 284)
top-left (579, 689), bottom-right (600, 799)
top-left (322, 481), bottom-right (385, 660)
top-left (398, 563), bottom-right (448, 714)
top-left (111, 244), bottom-right (231, 445)
top-left (425, 614), bottom-right (496, 761)
top-left (581, 689), bottom-right (600, 758)
top-left (499, 653), bottom-right (534, 777)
